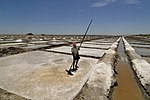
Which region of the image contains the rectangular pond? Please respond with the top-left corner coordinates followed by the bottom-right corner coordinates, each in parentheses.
top-left (46, 46), bottom-right (106, 58)
top-left (133, 47), bottom-right (150, 57)
top-left (76, 43), bottom-right (110, 50)
top-left (0, 51), bottom-right (97, 100)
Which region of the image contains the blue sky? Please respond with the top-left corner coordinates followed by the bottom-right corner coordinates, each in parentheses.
top-left (0, 0), bottom-right (150, 35)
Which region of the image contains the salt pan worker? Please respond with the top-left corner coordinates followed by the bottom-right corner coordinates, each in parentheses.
top-left (71, 42), bottom-right (80, 71)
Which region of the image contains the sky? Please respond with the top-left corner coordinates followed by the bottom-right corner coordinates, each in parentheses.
top-left (0, 0), bottom-right (150, 35)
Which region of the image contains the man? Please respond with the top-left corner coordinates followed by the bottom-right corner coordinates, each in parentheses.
top-left (71, 42), bottom-right (80, 71)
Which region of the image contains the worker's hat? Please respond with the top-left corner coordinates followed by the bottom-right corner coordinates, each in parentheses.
top-left (72, 42), bottom-right (76, 47)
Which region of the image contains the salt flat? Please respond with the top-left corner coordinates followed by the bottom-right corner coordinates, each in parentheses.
top-left (0, 51), bottom-right (97, 100)
top-left (46, 46), bottom-right (106, 58)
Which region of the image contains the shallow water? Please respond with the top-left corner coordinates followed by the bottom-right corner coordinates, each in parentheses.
top-left (112, 39), bottom-right (144, 100)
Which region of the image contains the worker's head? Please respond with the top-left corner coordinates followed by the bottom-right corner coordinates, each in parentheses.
top-left (72, 42), bottom-right (76, 47)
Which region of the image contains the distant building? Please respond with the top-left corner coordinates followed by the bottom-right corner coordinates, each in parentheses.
top-left (23, 33), bottom-right (38, 43)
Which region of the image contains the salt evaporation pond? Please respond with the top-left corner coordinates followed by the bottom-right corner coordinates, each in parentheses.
top-left (0, 51), bottom-right (97, 100)
top-left (76, 43), bottom-right (110, 49)
top-left (0, 43), bottom-right (27, 47)
top-left (129, 41), bottom-right (150, 45)
top-left (29, 41), bottom-right (49, 45)
top-left (133, 47), bottom-right (150, 64)
top-left (46, 46), bottom-right (106, 58)
top-left (21, 45), bottom-right (51, 50)
top-left (134, 47), bottom-right (150, 57)
top-left (83, 41), bottom-right (112, 45)
top-left (130, 44), bottom-right (150, 48)
top-left (92, 38), bottom-right (117, 43)
top-left (127, 39), bottom-right (150, 64)
top-left (48, 41), bottom-right (67, 45)
top-left (0, 41), bottom-right (17, 44)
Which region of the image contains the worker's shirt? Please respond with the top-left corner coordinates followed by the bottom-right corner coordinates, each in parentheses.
top-left (71, 47), bottom-right (79, 58)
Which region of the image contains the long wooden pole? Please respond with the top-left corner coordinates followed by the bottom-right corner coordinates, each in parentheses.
top-left (79, 19), bottom-right (93, 48)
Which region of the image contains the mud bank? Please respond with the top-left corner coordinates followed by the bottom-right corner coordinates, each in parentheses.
top-left (74, 37), bottom-right (121, 100)
top-left (123, 37), bottom-right (150, 99)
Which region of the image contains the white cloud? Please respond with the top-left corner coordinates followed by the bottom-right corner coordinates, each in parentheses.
top-left (79, 9), bottom-right (85, 12)
top-left (91, 0), bottom-right (117, 8)
top-left (91, 2), bottom-right (108, 7)
top-left (126, 0), bottom-right (139, 4)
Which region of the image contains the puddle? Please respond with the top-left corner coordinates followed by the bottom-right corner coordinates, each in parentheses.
top-left (112, 38), bottom-right (144, 100)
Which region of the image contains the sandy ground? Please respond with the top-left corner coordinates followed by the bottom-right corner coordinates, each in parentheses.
top-left (0, 51), bottom-right (97, 100)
